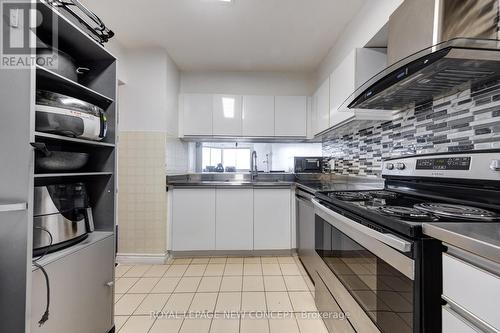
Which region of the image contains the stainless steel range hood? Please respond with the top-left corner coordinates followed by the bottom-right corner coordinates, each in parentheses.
top-left (342, 0), bottom-right (500, 111)
top-left (343, 38), bottom-right (500, 111)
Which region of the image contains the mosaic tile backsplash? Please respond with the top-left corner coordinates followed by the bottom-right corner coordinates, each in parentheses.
top-left (322, 82), bottom-right (500, 176)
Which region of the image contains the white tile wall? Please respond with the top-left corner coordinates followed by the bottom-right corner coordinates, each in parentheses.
top-left (118, 131), bottom-right (168, 254)
top-left (165, 137), bottom-right (193, 175)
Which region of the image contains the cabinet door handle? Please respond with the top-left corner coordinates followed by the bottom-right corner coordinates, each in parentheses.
top-left (0, 202), bottom-right (27, 212)
top-left (105, 281), bottom-right (114, 287)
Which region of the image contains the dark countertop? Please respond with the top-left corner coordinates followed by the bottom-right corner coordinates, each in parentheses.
top-left (167, 180), bottom-right (295, 188)
top-left (167, 173), bottom-right (384, 192)
top-left (423, 223), bottom-right (500, 265)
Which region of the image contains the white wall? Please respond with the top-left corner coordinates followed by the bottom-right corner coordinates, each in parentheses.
top-left (105, 39), bottom-right (128, 84)
top-left (180, 71), bottom-right (314, 96)
top-left (166, 139), bottom-right (196, 175)
top-left (119, 48), bottom-right (169, 132)
top-left (166, 54), bottom-right (180, 137)
top-left (118, 47), bottom-right (191, 174)
top-left (315, 0), bottom-right (403, 87)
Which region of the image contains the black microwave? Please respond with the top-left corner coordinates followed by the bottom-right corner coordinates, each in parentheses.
top-left (294, 157), bottom-right (323, 173)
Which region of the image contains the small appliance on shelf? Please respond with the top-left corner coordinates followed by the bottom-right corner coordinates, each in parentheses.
top-left (33, 183), bottom-right (95, 256)
top-left (294, 156), bottom-right (324, 173)
top-left (35, 90), bottom-right (107, 141)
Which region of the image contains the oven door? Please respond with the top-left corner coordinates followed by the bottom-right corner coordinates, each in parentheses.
top-left (312, 198), bottom-right (415, 333)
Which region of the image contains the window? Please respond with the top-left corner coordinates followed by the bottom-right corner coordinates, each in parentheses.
top-left (202, 147), bottom-right (222, 167)
top-left (202, 146), bottom-right (251, 172)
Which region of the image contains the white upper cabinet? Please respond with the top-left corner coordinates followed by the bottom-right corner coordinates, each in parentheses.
top-left (330, 48), bottom-right (387, 128)
top-left (275, 96), bottom-right (307, 137)
top-left (315, 77), bottom-right (330, 134)
top-left (330, 51), bottom-right (356, 127)
top-left (180, 93), bottom-right (310, 138)
top-left (181, 93), bottom-right (213, 136)
top-left (354, 48), bottom-right (387, 88)
top-left (213, 94), bottom-right (242, 136)
top-left (306, 96), bottom-right (315, 139)
top-left (242, 95), bottom-right (275, 137)
top-left (310, 94), bottom-right (319, 137)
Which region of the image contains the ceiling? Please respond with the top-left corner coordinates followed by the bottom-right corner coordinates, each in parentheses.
top-left (81, 0), bottom-right (367, 72)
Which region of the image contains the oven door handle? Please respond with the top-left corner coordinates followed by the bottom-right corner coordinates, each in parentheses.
top-left (296, 195), bottom-right (313, 205)
top-left (312, 198), bottom-right (412, 253)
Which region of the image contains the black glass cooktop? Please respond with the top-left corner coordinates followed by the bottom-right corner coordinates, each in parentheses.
top-left (316, 190), bottom-right (500, 237)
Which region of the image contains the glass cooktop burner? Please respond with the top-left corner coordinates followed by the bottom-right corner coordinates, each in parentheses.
top-left (331, 190), bottom-right (400, 202)
top-left (320, 190), bottom-right (500, 224)
top-left (332, 192), bottom-right (373, 201)
top-left (377, 206), bottom-right (434, 221)
top-left (368, 191), bottom-right (400, 200)
top-left (414, 203), bottom-right (500, 221)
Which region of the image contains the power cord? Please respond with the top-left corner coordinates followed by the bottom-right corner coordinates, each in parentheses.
top-left (32, 227), bottom-right (53, 327)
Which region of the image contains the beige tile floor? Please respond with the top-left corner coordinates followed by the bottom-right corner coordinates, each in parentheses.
top-left (114, 256), bottom-right (328, 333)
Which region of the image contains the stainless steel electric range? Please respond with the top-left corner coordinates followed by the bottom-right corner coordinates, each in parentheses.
top-left (311, 150), bottom-right (500, 333)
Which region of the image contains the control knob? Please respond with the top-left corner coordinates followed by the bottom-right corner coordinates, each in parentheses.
top-left (491, 160), bottom-right (500, 171)
top-left (386, 163), bottom-right (394, 170)
top-left (396, 163), bottom-right (406, 170)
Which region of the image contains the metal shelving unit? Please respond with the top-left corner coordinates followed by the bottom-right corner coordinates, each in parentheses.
top-left (0, 1), bottom-right (117, 332)
top-left (34, 172), bottom-right (113, 178)
top-left (36, 65), bottom-right (114, 108)
top-left (35, 132), bottom-right (116, 148)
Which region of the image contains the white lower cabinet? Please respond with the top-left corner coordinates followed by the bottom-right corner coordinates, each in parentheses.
top-left (216, 188), bottom-right (253, 250)
top-left (253, 188), bottom-right (291, 250)
top-left (172, 188), bottom-right (216, 251)
top-left (31, 235), bottom-right (114, 333)
top-left (172, 187), bottom-right (292, 252)
top-left (442, 252), bottom-right (500, 331)
top-left (442, 306), bottom-right (479, 333)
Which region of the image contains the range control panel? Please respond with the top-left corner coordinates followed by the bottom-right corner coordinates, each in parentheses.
top-left (415, 157), bottom-right (471, 170)
top-left (382, 152), bottom-right (500, 181)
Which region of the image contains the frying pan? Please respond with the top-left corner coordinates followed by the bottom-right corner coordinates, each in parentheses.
top-left (31, 143), bottom-right (89, 172)
top-left (37, 48), bottom-right (90, 82)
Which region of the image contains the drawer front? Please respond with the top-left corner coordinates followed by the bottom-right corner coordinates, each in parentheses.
top-left (443, 253), bottom-right (500, 331)
top-left (442, 306), bottom-right (480, 333)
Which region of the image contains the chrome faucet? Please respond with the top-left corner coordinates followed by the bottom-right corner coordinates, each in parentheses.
top-left (251, 151), bottom-right (258, 180)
